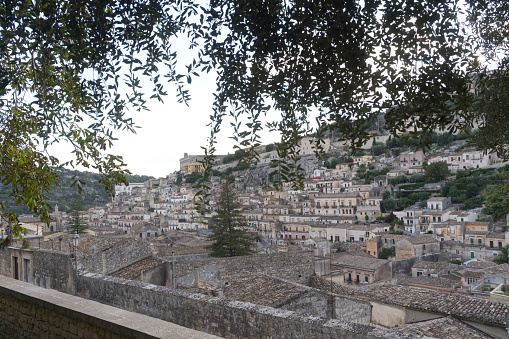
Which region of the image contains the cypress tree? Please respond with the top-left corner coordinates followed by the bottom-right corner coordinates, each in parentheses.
top-left (65, 200), bottom-right (88, 234)
top-left (207, 181), bottom-right (254, 257)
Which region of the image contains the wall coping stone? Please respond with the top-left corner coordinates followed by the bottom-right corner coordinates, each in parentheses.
top-left (0, 275), bottom-right (221, 339)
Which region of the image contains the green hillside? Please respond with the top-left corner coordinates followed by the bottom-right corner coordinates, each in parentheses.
top-left (0, 168), bottom-right (153, 215)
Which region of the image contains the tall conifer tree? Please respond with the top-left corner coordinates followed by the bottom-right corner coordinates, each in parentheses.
top-left (65, 200), bottom-right (88, 235)
top-left (207, 181), bottom-right (254, 257)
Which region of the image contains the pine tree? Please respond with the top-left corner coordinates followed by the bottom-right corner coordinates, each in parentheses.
top-left (65, 200), bottom-right (88, 235)
top-left (207, 181), bottom-right (254, 257)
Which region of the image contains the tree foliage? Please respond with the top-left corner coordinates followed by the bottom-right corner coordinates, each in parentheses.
top-left (378, 246), bottom-right (395, 259)
top-left (424, 161), bottom-right (450, 182)
top-left (0, 0), bottom-right (201, 237)
top-left (3, 0), bottom-right (509, 235)
top-left (206, 181), bottom-right (254, 257)
top-left (65, 200), bottom-right (88, 235)
top-left (483, 183), bottom-right (509, 221)
top-left (494, 246), bottom-right (509, 265)
top-left (441, 167), bottom-right (501, 208)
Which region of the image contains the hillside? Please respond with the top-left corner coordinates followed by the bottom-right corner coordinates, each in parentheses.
top-left (0, 168), bottom-right (153, 214)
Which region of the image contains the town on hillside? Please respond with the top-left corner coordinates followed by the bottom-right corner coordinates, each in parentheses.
top-left (5, 131), bottom-right (509, 338)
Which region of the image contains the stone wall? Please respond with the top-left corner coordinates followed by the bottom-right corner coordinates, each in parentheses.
top-left (141, 264), bottom-right (166, 286)
top-left (374, 262), bottom-right (393, 281)
top-left (279, 290), bottom-right (332, 318)
top-left (81, 238), bottom-right (155, 274)
top-left (0, 246), bottom-right (75, 294)
top-left (0, 275), bottom-right (219, 339)
top-left (77, 273), bottom-right (419, 339)
top-left (0, 247), bottom-right (11, 278)
top-left (172, 250), bottom-right (315, 288)
top-left (32, 249), bottom-right (75, 293)
top-left (335, 297), bottom-right (372, 325)
top-left (392, 258), bottom-right (416, 276)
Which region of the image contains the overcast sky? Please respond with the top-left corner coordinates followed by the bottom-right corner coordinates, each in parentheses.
top-left (50, 67), bottom-right (284, 178)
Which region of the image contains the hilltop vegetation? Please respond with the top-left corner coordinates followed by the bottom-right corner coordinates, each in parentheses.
top-left (0, 168), bottom-right (153, 215)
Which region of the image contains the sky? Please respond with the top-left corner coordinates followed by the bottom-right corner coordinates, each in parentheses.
top-left (49, 67), bottom-right (283, 179)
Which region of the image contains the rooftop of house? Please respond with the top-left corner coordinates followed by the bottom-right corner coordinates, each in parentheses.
top-left (313, 276), bottom-right (509, 327)
top-left (411, 261), bottom-right (458, 271)
top-left (317, 216), bottom-right (356, 220)
top-left (400, 236), bottom-right (438, 245)
top-left (110, 257), bottom-right (165, 280)
top-left (465, 261), bottom-right (498, 270)
top-left (347, 225), bottom-right (378, 231)
top-left (397, 316), bottom-right (496, 339)
top-left (427, 197), bottom-right (450, 203)
top-left (332, 254), bottom-right (390, 271)
top-left (222, 274), bottom-right (309, 308)
top-left (464, 230), bottom-right (489, 235)
top-left (315, 192), bottom-right (360, 199)
top-left (462, 270), bottom-right (487, 279)
top-left (377, 233), bottom-right (407, 240)
top-left (335, 250), bottom-right (373, 259)
top-left (486, 232), bottom-right (506, 239)
top-left (398, 275), bottom-right (458, 290)
top-left (482, 263), bottom-right (509, 276)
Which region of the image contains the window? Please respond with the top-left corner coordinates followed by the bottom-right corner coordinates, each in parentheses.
top-left (470, 251), bottom-right (475, 258)
top-left (470, 238), bottom-right (474, 244)
top-left (478, 239), bottom-right (482, 245)
top-left (24, 259), bottom-right (31, 283)
top-left (365, 276), bottom-right (368, 283)
top-left (13, 257), bottom-right (19, 280)
top-left (417, 272), bottom-right (422, 277)
top-left (490, 241), bottom-right (494, 248)
top-left (499, 241), bottom-right (503, 248)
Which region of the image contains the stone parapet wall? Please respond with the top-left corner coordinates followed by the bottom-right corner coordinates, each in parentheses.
top-left (0, 275), bottom-right (219, 339)
top-left (77, 273), bottom-right (420, 339)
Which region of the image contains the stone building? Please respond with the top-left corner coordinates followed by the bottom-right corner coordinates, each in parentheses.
top-left (395, 236), bottom-right (440, 260)
top-left (332, 254), bottom-right (392, 284)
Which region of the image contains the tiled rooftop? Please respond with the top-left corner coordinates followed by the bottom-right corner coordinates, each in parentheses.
top-left (110, 257), bottom-right (165, 280)
top-left (398, 316), bottom-right (496, 338)
top-left (332, 254), bottom-right (390, 271)
top-left (411, 261), bottom-right (456, 271)
top-left (402, 236), bottom-right (438, 245)
top-left (313, 276), bottom-right (509, 326)
top-left (398, 276), bottom-right (458, 289)
top-left (465, 261), bottom-right (497, 270)
top-left (462, 270), bottom-right (487, 279)
top-left (222, 274), bottom-right (309, 308)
